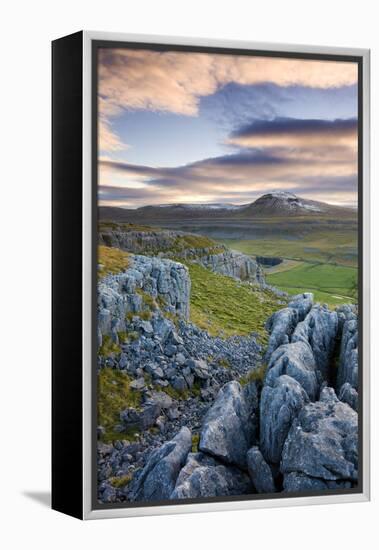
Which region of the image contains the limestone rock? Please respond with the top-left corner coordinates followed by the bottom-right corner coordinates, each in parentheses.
top-left (171, 452), bottom-right (253, 499)
top-left (281, 387), bottom-right (358, 482)
top-left (246, 446), bottom-right (276, 493)
top-left (260, 375), bottom-right (309, 464)
top-left (199, 381), bottom-right (256, 468)
top-left (129, 427), bottom-right (192, 501)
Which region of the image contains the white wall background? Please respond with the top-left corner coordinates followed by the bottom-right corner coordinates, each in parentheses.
top-left (1, 1), bottom-right (377, 548)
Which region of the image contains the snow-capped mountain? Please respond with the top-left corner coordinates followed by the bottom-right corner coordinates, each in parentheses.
top-left (99, 192), bottom-right (355, 222)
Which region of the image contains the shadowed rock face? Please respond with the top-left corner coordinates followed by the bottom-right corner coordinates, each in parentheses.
top-left (198, 250), bottom-right (265, 284)
top-left (199, 381), bottom-right (257, 468)
top-left (337, 316), bottom-right (358, 392)
top-left (129, 427), bottom-right (192, 502)
top-left (171, 452), bottom-right (253, 499)
top-left (260, 375), bottom-right (309, 464)
top-left (281, 387), bottom-right (358, 483)
top-left (265, 341), bottom-right (319, 401)
top-left (291, 305), bottom-right (338, 381)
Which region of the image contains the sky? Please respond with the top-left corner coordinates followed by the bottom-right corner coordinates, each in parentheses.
top-left (98, 48), bottom-right (358, 209)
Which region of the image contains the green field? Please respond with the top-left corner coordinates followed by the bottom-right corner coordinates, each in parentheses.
top-left (221, 230), bottom-right (357, 267)
top-left (265, 261), bottom-right (357, 305)
top-left (220, 223), bottom-right (358, 306)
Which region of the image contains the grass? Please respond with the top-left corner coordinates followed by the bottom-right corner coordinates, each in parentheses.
top-left (109, 474), bottom-right (133, 489)
top-left (173, 234), bottom-right (224, 255)
top-left (191, 433), bottom-right (200, 452)
top-left (136, 288), bottom-right (157, 310)
top-left (266, 261), bottom-right (357, 306)
top-left (162, 385), bottom-right (190, 401)
top-left (98, 334), bottom-right (121, 357)
top-left (98, 245), bottom-right (130, 278)
top-left (218, 357), bottom-right (231, 369)
top-left (240, 364), bottom-right (268, 385)
top-left (186, 263), bottom-right (283, 341)
top-left (99, 221), bottom-right (160, 233)
top-left (98, 368), bottom-right (143, 443)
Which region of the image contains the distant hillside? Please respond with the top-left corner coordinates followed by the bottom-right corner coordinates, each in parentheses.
top-left (99, 192), bottom-right (356, 223)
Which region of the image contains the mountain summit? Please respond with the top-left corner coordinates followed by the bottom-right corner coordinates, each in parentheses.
top-left (99, 191), bottom-right (355, 222)
top-left (244, 191), bottom-right (325, 216)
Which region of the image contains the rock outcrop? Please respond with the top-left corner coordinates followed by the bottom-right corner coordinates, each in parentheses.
top-left (281, 387), bottom-right (358, 485)
top-left (99, 226), bottom-right (264, 285)
top-left (197, 249), bottom-right (265, 284)
top-left (98, 254), bottom-right (191, 345)
top-left (199, 381), bottom-right (257, 468)
top-left (99, 228), bottom-right (177, 255)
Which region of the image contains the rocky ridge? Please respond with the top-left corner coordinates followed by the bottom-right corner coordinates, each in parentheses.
top-left (99, 226), bottom-right (265, 284)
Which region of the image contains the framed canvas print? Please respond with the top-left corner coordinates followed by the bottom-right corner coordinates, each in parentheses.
top-left (52, 31), bottom-right (370, 520)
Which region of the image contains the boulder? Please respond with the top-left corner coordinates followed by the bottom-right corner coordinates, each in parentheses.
top-left (120, 402), bottom-right (160, 432)
top-left (129, 377), bottom-right (146, 390)
top-left (246, 446), bottom-right (276, 493)
top-left (260, 375), bottom-right (309, 464)
top-left (171, 452), bottom-right (253, 499)
top-left (199, 381), bottom-right (256, 468)
top-left (281, 387), bottom-right (358, 482)
top-left (120, 391), bottom-right (173, 431)
top-left (188, 358), bottom-right (210, 379)
top-left (265, 341), bottom-right (319, 401)
top-left (129, 427), bottom-right (192, 501)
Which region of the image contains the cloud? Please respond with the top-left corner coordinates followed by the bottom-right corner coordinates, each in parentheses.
top-left (99, 117), bottom-right (357, 208)
top-left (228, 117), bottom-right (357, 149)
top-left (98, 48), bottom-right (358, 152)
top-left (98, 119), bottom-right (127, 152)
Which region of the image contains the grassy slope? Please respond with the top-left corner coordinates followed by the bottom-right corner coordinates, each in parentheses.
top-left (98, 368), bottom-right (143, 443)
top-left (187, 263), bottom-right (282, 341)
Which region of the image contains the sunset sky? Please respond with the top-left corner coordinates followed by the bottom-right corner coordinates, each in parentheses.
top-left (98, 48), bottom-right (358, 209)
